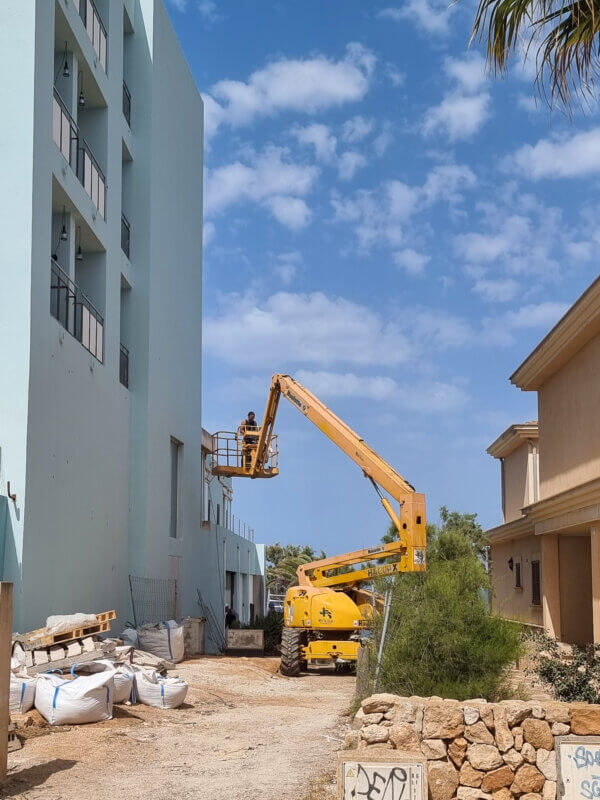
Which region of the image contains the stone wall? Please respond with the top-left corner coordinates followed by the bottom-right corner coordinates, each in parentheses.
top-left (346, 693), bottom-right (600, 800)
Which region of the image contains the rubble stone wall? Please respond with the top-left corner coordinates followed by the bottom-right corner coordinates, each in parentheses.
top-left (346, 693), bottom-right (600, 800)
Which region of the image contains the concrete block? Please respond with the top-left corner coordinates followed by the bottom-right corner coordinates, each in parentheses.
top-left (66, 642), bottom-right (82, 658)
top-left (24, 650), bottom-right (34, 668)
top-left (82, 637), bottom-right (96, 652)
top-left (49, 645), bottom-right (66, 661)
top-left (33, 649), bottom-right (49, 665)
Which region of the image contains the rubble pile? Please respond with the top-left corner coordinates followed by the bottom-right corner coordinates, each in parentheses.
top-left (346, 693), bottom-right (598, 800)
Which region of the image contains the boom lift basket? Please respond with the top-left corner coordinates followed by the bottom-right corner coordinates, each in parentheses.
top-left (211, 429), bottom-right (279, 479)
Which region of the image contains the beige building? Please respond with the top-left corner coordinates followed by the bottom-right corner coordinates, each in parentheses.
top-left (487, 275), bottom-right (600, 646)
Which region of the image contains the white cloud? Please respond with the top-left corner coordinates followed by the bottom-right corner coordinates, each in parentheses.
top-left (374, 122), bottom-right (394, 157)
top-left (445, 53), bottom-right (487, 93)
top-left (198, 0), bottom-right (221, 21)
top-left (483, 301), bottom-right (569, 345)
top-left (473, 278), bottom-right (519, 302)
top-left (338, 151), bottom-right (366, 181)
top-left (204, 146), bottom-right (318, 229)
top-left (407, 308), bottom-right (473, 349)
top-left (203, 221), bottom-right (216, 248)
top-left (168, 0), bottom-right (188, 10)
top-left (342, 116), bottom-right (374, 143)
top-left (203, 291), bottom-right (412, 368)
top-left (273, 252), bottom-right (302, 285)
top-left (378, 1), bottom-right (453, 37)
top-left (203, 44), bottom-right (376, 141)
top-left (386, 65), bottom-right (406, 87)
top-left (422, 53), bottom-right (491, 141)
top-left (294, 370), bottom-right (468, 412)
top-left (422, 92), bottom-right (491, 140)
top-left (292, 123), bottom-right (338, 162)
top-left (506, 301), bottom-right (568, 329)
top-left (332, 164), bottom-right (475, 250)
top-left (393, 248), bottom-right (429, 275)
top-left (517, 94), bottom-right (539, 113)
top-left (292, 123), bottom-right (367, 181)
top-left (264, 196), bottom-right (312, 230)
top-left (506, 128), bottom-right (600, 179)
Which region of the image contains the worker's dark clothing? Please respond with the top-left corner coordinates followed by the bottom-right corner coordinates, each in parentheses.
top-left (242, 418), bottom-right (259, 468)
top-left (225, 609), bottom-right (236, 628)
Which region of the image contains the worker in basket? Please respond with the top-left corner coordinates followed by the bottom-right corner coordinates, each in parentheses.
top-left (239, 411), bottom-right (259, 468)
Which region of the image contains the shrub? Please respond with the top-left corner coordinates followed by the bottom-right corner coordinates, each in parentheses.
top-left (531, 634), bottom-right (600, 702)
top-left (252, 609), bottom-right (284, 655)
top-left (361, 511), bottom-right (522, 701)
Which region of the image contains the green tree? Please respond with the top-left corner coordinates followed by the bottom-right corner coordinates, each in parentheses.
top-left (471, 0), bottom-right (600, 108)
top-left (265, 542), bottom-right (325, 592)
top-left (367, 507), bottom-right (520, 701)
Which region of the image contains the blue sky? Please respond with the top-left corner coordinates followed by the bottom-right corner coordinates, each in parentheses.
top-left (166, 0), bottom-right (600, 555)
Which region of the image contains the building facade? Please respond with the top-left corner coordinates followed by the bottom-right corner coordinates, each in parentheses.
top-left (0, 0), bottom-right (264, 636)
top-left (486, 275), bottom-right (600, 646)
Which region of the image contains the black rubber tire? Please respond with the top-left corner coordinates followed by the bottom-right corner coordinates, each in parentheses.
top-left (280, 628), bottom-right (305, 676)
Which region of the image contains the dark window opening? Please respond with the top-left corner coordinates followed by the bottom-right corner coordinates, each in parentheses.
top-left (531, 560), bottom-right (541, 606)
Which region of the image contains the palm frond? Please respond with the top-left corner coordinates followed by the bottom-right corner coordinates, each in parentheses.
top-left (471, 0), bottom-right (600, 109)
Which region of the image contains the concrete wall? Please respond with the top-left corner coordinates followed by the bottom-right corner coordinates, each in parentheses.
top-left (0, 0), bottom-right (38, 628)
top-left (490, 535), bottom-right (543, 627)
top-left (503, 443), bottom-right (530, 523)
top-left (539, 331), bottom-right (600, 499)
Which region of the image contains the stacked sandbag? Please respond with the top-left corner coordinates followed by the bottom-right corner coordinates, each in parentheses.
top-left (9, 673), bottom-right (37, 713)
top-left (72, 660), bottom-right (134, 704)
top-left (35, 670), bottom-right (114, 725)
top-left (133, 668), bottom-right (188, 709)
top-left (137, 620), bottom-right (184, 663)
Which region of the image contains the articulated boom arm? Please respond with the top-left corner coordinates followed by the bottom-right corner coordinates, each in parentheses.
top-left (253, 374), bottom-right (426, 583)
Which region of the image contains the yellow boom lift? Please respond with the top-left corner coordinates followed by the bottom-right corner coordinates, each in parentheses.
top-left (211, 374), bottom-right (426, 675)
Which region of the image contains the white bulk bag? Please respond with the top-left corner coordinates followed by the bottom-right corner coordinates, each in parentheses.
top-left (45, 613), bottom-right (97, 635)
top-left (137, 620), bottom-right (184, 663)
top-left (9, 673), bottom-right (37, 713)
top-left (133, 668), bottom-right (188, 709)
top-left (121, 627), bottom-right (138, 648)
top-left (72, 660), bottom-right (134, 704)
top-left (35, 671), bottom-right (114, 725)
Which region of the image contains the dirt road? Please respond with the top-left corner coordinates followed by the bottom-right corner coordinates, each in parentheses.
top-left (5, 657), bottom-right (354, 800)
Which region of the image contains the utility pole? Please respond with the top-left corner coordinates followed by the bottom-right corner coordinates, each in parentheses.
top-left (0, 582), bottom-right (13, 781)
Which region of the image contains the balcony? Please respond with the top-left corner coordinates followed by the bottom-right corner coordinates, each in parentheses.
top-left (79, 0), bottom-right (107, 73)
top-left (119, 343), bottom-right (129, 388)
top-left (50, 258), bottom-right (104, 362)
top-left (122, 81), bottom-right (131, 127)
top-left (53, 89), bottom-right (106, 219)
top-left (121, 213), bottom-right (130, 258)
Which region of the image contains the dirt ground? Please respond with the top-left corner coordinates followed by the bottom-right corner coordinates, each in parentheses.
top-left (4, 656), bottom-right (354, 800)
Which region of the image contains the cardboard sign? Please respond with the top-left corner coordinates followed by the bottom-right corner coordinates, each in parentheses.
top-left (558, 736), bottom-right (600, 800)
top-left (338, 750), bottom-right (426, 800)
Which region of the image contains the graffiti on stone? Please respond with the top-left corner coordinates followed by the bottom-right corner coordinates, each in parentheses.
top-left (341, 760), bottom-right (424, 800)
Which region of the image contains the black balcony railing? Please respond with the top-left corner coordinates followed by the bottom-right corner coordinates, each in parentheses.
top-left (121, 213), bottom-right (131, 258)
top-left (119, 343), bottom-right (129, 388)
top-left (80, 0), bottom-right (107, 72)
top-left (122, 80), bottom-right (131, 126)
top-left (50, 258), bottom-right (104, 362)
top-left (52, 89), bottom-right (106, 219)
top-left (52, 89), bottom-right (78, 170)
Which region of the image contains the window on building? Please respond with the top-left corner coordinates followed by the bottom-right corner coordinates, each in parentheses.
top-left (515, 560), bottom-right (522, 589)
top-left (531, 560), bottom-right (541, 606)
top-left (170, 438), bottom-right (182, 538)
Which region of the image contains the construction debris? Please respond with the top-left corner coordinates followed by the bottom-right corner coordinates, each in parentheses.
top-left (12, 610), bottom-right (117, 676)
top-left (13, 610), bottom-right (116, 650)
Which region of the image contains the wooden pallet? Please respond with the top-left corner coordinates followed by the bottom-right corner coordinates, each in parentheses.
top-left (14, 611), bottom-right (116, 650)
